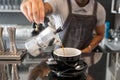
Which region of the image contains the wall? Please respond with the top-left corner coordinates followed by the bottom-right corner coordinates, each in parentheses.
top-left (110, 0), bottom-right (120, 29)
top-left (97, 0), bottom-right (115, 29)
top-left (115, 15), bottom-right (120, 29)
top-left (0, 12), bottom-right (32, 50)
top-left (0, 12), bottom-right (31, 25)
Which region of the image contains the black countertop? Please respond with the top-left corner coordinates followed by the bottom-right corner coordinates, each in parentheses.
top-left (0, 38), bottom-right (119, 80)
top-left (0, 53), bottom-right (88, 80)
top-left (0, 46), bottom-right (105, 80)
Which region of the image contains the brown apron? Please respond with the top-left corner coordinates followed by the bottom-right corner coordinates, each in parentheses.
top-left (55, 0), bottom-right (98, 65)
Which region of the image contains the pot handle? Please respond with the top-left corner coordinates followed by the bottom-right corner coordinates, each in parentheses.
top-left (51, 51), bottom-right (56, 60)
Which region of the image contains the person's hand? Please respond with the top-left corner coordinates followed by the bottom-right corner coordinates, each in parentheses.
top-left (20, 0), bottom-right (45, 24)
top-left (81, 47), bottom-right (92, 54)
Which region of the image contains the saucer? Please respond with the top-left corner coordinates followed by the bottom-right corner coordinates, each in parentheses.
top-left (48, 71), bottom-right (87, 80)
top-left (47, 60), bottom-right (88, 77)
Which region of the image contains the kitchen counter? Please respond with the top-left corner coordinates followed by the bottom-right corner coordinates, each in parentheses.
top-left (101, 38), bottom-right (120, 52)
top-left (1, 38), bottom-right (117, 80)
top-left (1, 37), bottom-right (118, 80)
top-left (0, 53), bottom-right (88, 80)
top-left (0, 46), bottom-right (106, 80)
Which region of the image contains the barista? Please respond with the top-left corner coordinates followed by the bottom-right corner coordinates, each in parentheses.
top-left (20, 0), bottom-right (106, 80)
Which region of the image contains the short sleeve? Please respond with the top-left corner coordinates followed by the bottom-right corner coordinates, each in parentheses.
top-left (44, 0), bottom-right (58, 14)
top-left (96, 3), bottom-right (106, 26)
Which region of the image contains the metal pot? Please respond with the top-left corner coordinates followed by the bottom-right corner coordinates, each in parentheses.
top-left (52, 48), bottom-right (82, 65)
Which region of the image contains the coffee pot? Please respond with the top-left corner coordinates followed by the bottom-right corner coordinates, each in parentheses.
top-left (25, 25), bottom-right (63, 57)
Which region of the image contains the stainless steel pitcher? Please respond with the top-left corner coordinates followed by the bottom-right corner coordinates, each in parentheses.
top-left (25, 26), bottom-right (62, 56)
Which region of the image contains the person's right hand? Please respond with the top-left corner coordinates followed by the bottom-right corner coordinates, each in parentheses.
top-left (20, 0), bottom-right (45, 24)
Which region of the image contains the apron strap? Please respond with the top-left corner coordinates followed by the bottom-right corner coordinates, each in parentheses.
top-left (93, 0), bottom-right (98, 16)
top-left (67, 0), bottom-right (72, 14)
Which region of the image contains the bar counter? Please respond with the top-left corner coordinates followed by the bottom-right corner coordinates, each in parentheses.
top-left (0, 49), bottom-right (104, 80)
top-left (0, 38), bottom-right (120, 80)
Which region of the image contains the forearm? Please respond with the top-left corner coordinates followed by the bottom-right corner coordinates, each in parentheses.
top-left (89, 25), bottom-right (105, 51)
top-left (81, 25), bottom-right (105, 53)
top-left (88, 34), bottom-right (104, 51)
top-left (81, 35), bottom-right (104, 53)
